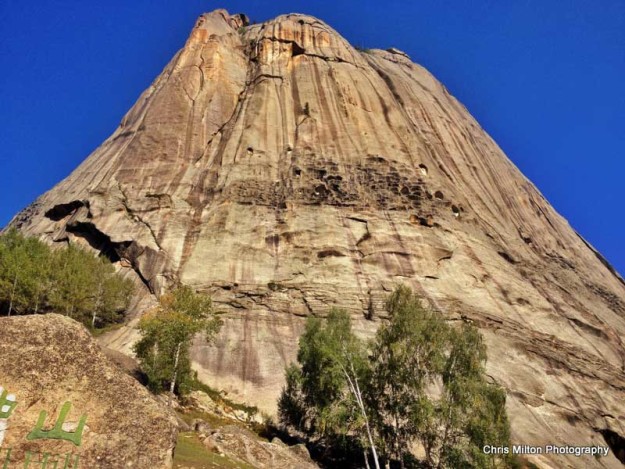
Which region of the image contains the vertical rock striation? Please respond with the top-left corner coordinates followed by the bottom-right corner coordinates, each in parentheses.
top-left (10, 9), bottom-right (625, 468)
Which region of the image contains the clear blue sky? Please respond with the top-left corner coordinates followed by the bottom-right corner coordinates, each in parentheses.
top-left (1, 1), bottom-right (623, 274)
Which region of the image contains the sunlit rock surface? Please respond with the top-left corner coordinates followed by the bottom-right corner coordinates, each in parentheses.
top-left (0, 314), bottom-right (177, 468)
top-left (10, 9), bottom-right (625, 468)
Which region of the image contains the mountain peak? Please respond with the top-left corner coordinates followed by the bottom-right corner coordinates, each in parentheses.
top-left (10, 10), bottom-right (625, 468)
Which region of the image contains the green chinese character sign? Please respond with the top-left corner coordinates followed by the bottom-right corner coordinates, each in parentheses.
top-left (23, 450), bottom-right (80, 469)
top-left (1, 390), bottom-right (86, 467)
top-left (0, 388), bottom-right (17, 420)
top-left (27, 402), bottom-right (87, 447)
top-left (0, 386), bottom-right (17, 449)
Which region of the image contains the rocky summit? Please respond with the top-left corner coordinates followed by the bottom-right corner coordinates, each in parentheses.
top-left (9, 9), bottom-right (625, 468)
top-left (0, 314), bottom-right (178, 468)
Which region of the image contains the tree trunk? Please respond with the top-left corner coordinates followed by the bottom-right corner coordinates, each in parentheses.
top-left (359, 390), bottom-right (380, 469)
top-left (395, 414), bottom-right (402, 469)
top-left (436, 357), bottom-right (458, 468)
top-left (363, 450), bottom-right (371, 469)
top-left (169, 342), bottom-right (182, 406)
top-left (92, 283), bottom-right (103, 328)
top-left (152, 343), bottom-right (158, 372)
top-left (8, 273), bottom-right (17, 316)
top-left (342, 361), bottom-right (380, 469)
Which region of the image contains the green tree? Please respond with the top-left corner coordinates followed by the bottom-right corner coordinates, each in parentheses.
top-left (280, 286), bottom-right (513, 468)
top-left (0, 229), bottom-right (52, 316)
top-left (0, 229), bottom-right (22, 315)
top-left (368, 285), bottom-right (448, 468)
top-left (370, 286), bottom-right (512, 469)
top-left (90, 257), bottom-right (134, 327)
top-left (134, 285), bottom-right (222, 403)
top-left (0, 229), bottom-right (133, 328)
top-left (279, 309), bottom-right (380, 469)
top-left (428, 324), bottom-right (511, 469)
top-left (49, 244), bottom-right (97, 319)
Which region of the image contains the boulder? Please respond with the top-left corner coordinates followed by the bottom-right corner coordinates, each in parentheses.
top-left (0, 314), bottom-right (178, 468)
top-left (203, 425), bottom-right (317, 468)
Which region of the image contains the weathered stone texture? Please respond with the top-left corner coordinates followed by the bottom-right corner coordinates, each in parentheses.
top-left (0, 314), bottom-right (178, 468)
top-left (10, 9), bottom-right (625, 468)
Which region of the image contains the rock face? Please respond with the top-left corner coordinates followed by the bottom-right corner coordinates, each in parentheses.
top-left (202, 425), bottom-right (317, 469)
top-left (0, 314), bottom-right (178, 468)
top-left (9, 9), bottom-right (625, 468)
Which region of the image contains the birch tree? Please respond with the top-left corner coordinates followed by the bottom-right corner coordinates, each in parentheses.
top-left (279, 287), bottom-right (512, 468)
top-left (370, 286), bottom-right (512, 469)
top-left (0, 229), bottom-right (48, 316)
top-left (0, 229), bottom-right (133, 326)
top-left (134, 285), bottom-right (222, 403)
top-left (90, 258), bottom-right (133, 327)
top-left (368, 285), bottom-right (448, 468)
top-left (279, 309), bottom-right (381, 469)
top-left (429, 324), bottom-right (512, 468)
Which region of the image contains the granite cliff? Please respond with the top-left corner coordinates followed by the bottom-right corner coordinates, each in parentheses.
top-left (10, 9), bottom-right (625, 468)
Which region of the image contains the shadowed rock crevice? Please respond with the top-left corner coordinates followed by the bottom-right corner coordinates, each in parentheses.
top-left (44, 200), bottom-right (87, 221)
top-left (291, 41), bottom-right (305, 57)
top-left (65, 220), bottom-right (131, 263)
top-left (497, 251), bottom-right (517, 265)
top-left (317, 249), bottom-right (345, 259)
top-left (598, 429), bottom-right (625, 464)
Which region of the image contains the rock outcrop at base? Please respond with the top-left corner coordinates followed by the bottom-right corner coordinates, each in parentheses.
top-left (203, 426), bottom-right (317, 469)
top-left (0, 314), bottom-right (178, 468)
top-left (9, 9), bottom-right (625, 468)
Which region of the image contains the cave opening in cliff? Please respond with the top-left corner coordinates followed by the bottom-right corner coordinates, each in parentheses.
top-left (44, 200), bottom-right (86, 221)
top-left (291, 42), bottom-right (305, 57)
top-left (598, 429), bottom-right (625, 464)
top-left (418, 216), bottom-right (433, 227)
top-left (315, 168), bottom-right (327, 179)
top-left (65, 221), bottom-right (130, 264)
top-left (314, 184), bottom-right (329, 197)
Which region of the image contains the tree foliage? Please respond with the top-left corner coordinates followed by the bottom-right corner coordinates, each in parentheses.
top-left (371, 286), bottom-right (512, 468)
top-left (369, 285), bottom-right (448, 467)
top-left (431, 324), bottom-right (511, 468)
top-left (280, 286), bottom-right (513, 469)
top-left (134, 285), bottom-right (223, 400)
top-left (0, 229), bottom-right (134, 328)
top-left (279, 309), bottom-right (380, 468)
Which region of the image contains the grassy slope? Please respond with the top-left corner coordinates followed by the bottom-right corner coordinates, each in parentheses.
top-left (173, 432), bottom-right (254, 469)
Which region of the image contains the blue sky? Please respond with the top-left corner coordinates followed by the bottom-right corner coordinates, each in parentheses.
top-left (1, 0), bottom-right (623, 274)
